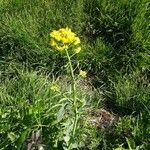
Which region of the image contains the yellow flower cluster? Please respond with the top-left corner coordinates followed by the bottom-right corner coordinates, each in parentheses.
top-left (50, 84), bottom-right (60, 92)
top-left (50, 27), bottom-right (81, 53)
top-left (79, 70), bottom-right (87, 78)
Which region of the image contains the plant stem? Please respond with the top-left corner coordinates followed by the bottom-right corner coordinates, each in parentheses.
top-left (65, 49), bottom-right (76, 101)
top-left (65, 49), bottom-right (78, 137)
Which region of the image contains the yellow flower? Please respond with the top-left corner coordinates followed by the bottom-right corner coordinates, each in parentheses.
top-left (79, 70), bottom-right (87, 78)
top-left (56, 45), bottom-right (68, 52)
top-left (50, 30), bottom-right (62, 42)
top-left (50, 39), bottom-right (57, 46)
top-left (74, 37), bottom-right (80, 45)
top-left (50, 27), bottom-right (81, 53)
top-left (50, 84), bottom-right (60, 92)
top-left (74, 46), bottom-right (81, 53)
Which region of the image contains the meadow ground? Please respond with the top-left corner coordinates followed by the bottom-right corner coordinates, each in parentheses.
top-left (0, 0), bottom-right (150, 149)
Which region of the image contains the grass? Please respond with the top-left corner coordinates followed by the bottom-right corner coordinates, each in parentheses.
top-left (0, 0), bottom-right (150, 149)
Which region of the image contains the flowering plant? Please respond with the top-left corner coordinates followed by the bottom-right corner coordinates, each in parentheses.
top-left (50, 27), bottom-right (87, 149)
top-left (50, 27), bottom-right (81, 53)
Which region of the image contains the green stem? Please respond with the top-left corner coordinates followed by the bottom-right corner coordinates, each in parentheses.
top-left (65, 49), bottom-right (76, 101)
top-left (65, 49), bottom-right (78, 137)
top-left (73, 109), bottom-right (78, 136)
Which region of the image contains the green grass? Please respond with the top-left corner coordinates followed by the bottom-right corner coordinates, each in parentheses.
top-left (0, 0), bottom-right (150, 149)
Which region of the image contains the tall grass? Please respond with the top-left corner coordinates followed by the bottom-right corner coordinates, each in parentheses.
top-left (0, 0), bottom-right (150, 149)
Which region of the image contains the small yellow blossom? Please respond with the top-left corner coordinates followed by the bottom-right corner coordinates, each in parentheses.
top-left (50, 84), bottom-right (60, 92)
top-left (79, 70), bottom-right (87, 78)
top-left (50, 30), bottom-right (62, 42)
top-left (74, 37), bottom-right (80, 45)
top-left (50, 39), bottom-right (57, 46)
top-left (50, 27), bottom-right (81, 52)
top-left (56, 45), bottom-right (68, 52)
top-left (74, 46), bottom-right (81, 53)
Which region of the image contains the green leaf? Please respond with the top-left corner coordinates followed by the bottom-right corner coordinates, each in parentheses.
top-left (8, 132), bottom-right (18, 142)
top-left (16, 128), bottom-right (31, 150)
top-left (57, 103), bottom-right (67, 122)
top-left (126, 138), bottom-right (135, 150)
